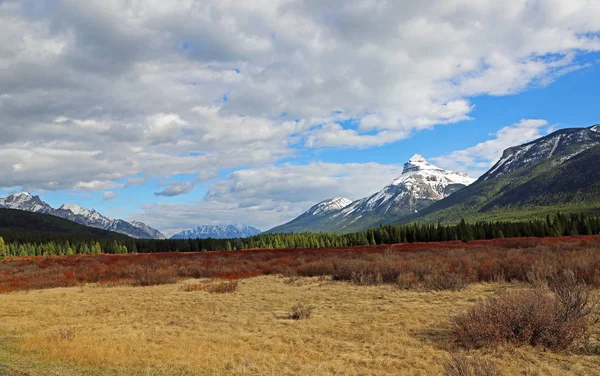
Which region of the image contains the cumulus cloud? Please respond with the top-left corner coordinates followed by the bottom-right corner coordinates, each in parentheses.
top-left (432, 119), bottom-right (552, 177)
top-left (154, 181), bottom-right (195, 197)
top-left (102, 191), bottom-right (118, 201)
top-left (1, 0), bottom-right (600, 191)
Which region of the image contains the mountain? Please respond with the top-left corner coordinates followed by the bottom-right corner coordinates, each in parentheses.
top-left (268, 155), bottom-right (475, 233)
top-left (170, 224), bottom-right (262, 239)
top-left (411, 124), bottom-right (600, 223)
top-left (0, 193), bottom-right (165, 239)
top-left (0, 208), bottom-right (131, 241)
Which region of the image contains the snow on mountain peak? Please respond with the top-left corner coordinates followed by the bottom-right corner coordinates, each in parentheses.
top-left (0, 192), bottom-right (51, 213)
top-left (395, 156), bottom-right (473, 187)
top-left (308, 197), bottom-right (352, 216)
top-left (13, 191), bottom-right (33, 198)
top-left (591, 124), bottom-right (600, 133)
top-left (401, 154), bottom-right (436, 174)
top-left (60, 204), bottom-right (93, 216)
top-left (409, 154), bottom-right (427, 163)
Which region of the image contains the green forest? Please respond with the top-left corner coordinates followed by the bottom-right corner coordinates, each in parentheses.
top-left (1, 212), bottom-right (600, 258)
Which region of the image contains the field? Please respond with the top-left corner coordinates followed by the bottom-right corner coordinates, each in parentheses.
top-left (1, 236), bottom-right (600, 375)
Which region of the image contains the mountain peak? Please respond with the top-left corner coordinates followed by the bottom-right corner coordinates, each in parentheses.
top-left (13, 191), bottom-right (33, 198)
top-left (307, 197), bottom-right (352, 216)
top-left (60, 204), bottom-right (94, 216)
top-left (402, 154), bottom-right (434, 174)
top-left (590, 124), bottom-right (600, 133)
top-left (408, 154), bottom-right (427, 163)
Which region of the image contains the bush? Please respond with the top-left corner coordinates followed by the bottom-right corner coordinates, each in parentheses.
top-left (423, 270), bottom-right (468, 291)
top-left (131, 266), bottom-right (178, 286)
top-left (332, 259), bottom-right (400, 285)
top-left (289, 302), bottom-right (313, 320)
top-left (443, 354), bottom-right (501, 376)
top-left (452, 276), bottom-right (597, 350)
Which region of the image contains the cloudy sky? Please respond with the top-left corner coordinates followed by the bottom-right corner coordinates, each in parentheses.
top-left (1, 0), bottom-right (599, 236)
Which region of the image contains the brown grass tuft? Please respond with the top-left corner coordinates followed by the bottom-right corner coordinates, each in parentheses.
top-left (288, 302), bottom-right (313, 320)
top-left (443, 354), bottom-right (501, 376)
top-left (183, 280), bottom-right (239, 294)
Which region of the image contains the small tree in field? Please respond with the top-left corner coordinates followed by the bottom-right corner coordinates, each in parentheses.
top-left (0, 236), bottom-right (7, 259)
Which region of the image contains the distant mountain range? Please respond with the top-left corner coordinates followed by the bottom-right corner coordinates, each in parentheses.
top-left (268, 154), bottom-right (475, 234)
top-left (411, 124), bottom-right (600, 223)
top-left (0, 192), bottom-right (165, 239)
top-left (170, 224), bottom-right (262, 239)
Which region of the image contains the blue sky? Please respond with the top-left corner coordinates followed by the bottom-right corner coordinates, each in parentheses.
top-left (1, 1), bottom-right (599, 235)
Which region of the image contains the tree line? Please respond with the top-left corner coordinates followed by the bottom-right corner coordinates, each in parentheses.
top-left (1, 212), bottom-right (599, 258)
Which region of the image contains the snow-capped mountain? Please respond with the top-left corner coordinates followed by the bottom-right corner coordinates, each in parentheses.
top-left (414, 124), bottom-right (600, 223)
top-left (268, 155), bottom-right (474, 234)
top-left (336, 154), bottom-right (474, 218)
top-left (170, 224), bottom-right (262, 239)
top-left (0, 193), bottom-right (165, 239)
top-left (0, 192), bottom-right (54, 214)
top-left (481, 125), bottom-right (600, 181)
top-left (306, 197), bottom-right (353, 216)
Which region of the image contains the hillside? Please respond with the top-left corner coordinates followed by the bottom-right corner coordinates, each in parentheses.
top-left (411, 125), bottom-right (600, 224)
top-left (0, 208), bottom-right (131, 242)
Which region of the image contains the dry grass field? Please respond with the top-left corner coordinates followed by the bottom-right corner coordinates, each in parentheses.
top-left (1, 275), bottom-right (600, 375)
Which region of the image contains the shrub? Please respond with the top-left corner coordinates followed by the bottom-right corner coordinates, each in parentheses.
top-left (297, 260), bottom-right (335, 277)
top-left (289, 302), bottom-right (313, 320)
top-left (131, 266), bottom-right (178, 286)
top-left (452, 282), bottom-right (596, 350)
top-left (396, 273), bottom-right (418, 290)
top-left (423, 270), bottom-right (468, 291)
top-left (332, 259), bottom-right (400, 285)
top-left (443, 354), bottom-right (501, 376)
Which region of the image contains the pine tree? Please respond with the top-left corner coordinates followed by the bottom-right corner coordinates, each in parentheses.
top-left (0, 236), bottom-right (7, 259)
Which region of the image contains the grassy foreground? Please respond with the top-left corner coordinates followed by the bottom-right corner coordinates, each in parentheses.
top-left (1, 276), bottom-right (599, 375)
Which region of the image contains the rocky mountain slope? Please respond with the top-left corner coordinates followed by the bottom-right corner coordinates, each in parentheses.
top-left (268, 155), bottom-right (474, 233)
top-left (411, 124), bottom-right (600, 223)
top-left (0, 193), bottom-right (165, 239)
top-left (0, 208), bottom-right (131, 241)
top-left (170, 224), bottom-right (262, 239)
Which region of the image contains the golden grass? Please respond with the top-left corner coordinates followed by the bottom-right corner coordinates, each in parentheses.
top-left (0, 276), bottom-right (598, 375)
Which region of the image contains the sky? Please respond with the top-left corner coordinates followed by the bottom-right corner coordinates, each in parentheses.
top-left (1, 0), bottom-right (599, 236)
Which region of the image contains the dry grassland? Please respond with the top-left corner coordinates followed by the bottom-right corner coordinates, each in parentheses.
top-left (1, 276), bottom-right (599, 375)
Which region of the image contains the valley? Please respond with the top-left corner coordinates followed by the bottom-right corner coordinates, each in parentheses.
top-left (1, 236), bottom-right (600, 375)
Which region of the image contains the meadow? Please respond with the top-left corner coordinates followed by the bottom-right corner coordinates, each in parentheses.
top-left (1, 236), bottom-right (600, 375)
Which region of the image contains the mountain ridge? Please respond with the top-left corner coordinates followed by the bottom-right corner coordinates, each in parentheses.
top-left (170, 223), bottom-right (262, 239)
top-left (409, 124), bottom-right (600, 224)
top-left (0, 192), bottom-right (165, 239)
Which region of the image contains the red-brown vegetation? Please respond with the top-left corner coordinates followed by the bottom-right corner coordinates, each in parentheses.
top-left (452, 269), bottom-right (600, 350)
top-left (1, 235), bottom-right (600, 293)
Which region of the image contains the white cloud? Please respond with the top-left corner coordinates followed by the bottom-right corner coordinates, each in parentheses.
top-left (432, 119), bottom-right (551, 177)
top-left (1, 0), bottom-right (600, 192)
top-left (74, 180), bottom-right (123, 191)
top-left (102, 191), bottom-right (118, 201)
